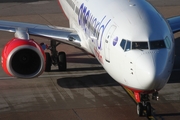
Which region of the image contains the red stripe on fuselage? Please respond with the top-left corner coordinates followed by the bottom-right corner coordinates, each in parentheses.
top-left (122, 84), bottom-right (159, 94)
top-left (57, 0), bottom-right (68, 20)
top-left (122, 85), bottom-right (158, 103)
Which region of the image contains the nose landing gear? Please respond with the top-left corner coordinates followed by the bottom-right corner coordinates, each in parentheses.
top-left (136, 91), bottom-right (159, 117)
top-left (137, 101), bottom-right (152, 117)
top-left (136, 94), bottom-right (152, 117)
top-left (137, 100), bottom-right (152, 117)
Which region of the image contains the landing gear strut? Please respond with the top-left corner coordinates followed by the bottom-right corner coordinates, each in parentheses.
top-left (152, 91), bottom-right (159, 101)
top-left (136, 91), bottom-right (159, 117)
top-left (136, 94), bottom-right (152, 117)
top-left (44, 40), bottom-right (67, 71)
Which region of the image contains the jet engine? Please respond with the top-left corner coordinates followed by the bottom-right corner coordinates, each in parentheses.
top-left (1, 38), bottom-right (46, 78)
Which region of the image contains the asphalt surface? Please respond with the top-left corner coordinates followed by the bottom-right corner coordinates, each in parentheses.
top-left (0, 0), bottom-right (180, 120)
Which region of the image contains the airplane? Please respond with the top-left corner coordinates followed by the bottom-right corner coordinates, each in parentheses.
top-left (0, 0), bottom-right (180, 117)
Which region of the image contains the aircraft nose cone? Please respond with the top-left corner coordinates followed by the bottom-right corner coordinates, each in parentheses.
top-left (135, 51), bottom-right (170, 90)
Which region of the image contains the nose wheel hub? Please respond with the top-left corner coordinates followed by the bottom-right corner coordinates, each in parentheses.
top-left (136, 94), bottom-right (152, 117)
top-left (137, 102), bottom-right (152, 117)
top-left (135, 91), bottom-right (159, 117)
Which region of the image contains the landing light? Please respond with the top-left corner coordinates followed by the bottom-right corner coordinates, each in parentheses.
top-left (129, 4), bottom-right (136, 7)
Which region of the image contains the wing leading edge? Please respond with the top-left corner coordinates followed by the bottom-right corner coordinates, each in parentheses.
top-left (0, 20), bottom-right (81, 47)
top-left (167, 16), bottom-right (180, 34)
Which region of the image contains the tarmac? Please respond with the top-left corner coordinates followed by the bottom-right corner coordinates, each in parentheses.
top-left (0, 0), bottom-right (180, 120)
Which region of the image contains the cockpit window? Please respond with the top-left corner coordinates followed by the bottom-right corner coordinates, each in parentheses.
top-left (120, 39), bottom-right (131, 51)
top-left (120, 38), bottom-right (169, 51)
top-left (164, 36), bottom-right (171, 49)
top-left (120, 39), bottom-right (126, 50)
top-left (132, 42), bottom-right (148, 49)
top-left (125, 41), bottom-right (131, 51)
top-left (150, 40), bottom-right (166, 49)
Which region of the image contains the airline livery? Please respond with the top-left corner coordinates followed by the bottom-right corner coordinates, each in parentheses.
top-left (0, 0), bottom-right (180, 117)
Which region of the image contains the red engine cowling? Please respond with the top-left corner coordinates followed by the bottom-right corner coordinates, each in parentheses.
top-left (1, 38), bottom-right (46, 78)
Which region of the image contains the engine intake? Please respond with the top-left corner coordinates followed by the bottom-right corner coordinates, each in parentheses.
top-left (1, 38), bottom-right (45, 78)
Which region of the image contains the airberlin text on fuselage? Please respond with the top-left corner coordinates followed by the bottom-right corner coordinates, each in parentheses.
top-left (78, 3), bottom-right (111, 50)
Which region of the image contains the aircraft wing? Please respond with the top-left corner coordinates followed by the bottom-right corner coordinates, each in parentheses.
top-left (0, 20), bottom-right (81, 47)
top-left (167, 16), bottom-right (180, 34)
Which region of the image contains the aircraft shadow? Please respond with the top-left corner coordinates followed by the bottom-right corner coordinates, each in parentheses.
top-left (49, 51), bottom-right (100, 72)
top-left (168, 37), bottom-right (180, 83)
top-left (155, 113), bottom-right (180, 119)
top-left (67, 58), bottom-right (99, 64)
top-left (63, 51), bottom-right (99, 64)
top-left (57, 73), bottom-right (120, 88)
top-left (168, 71), bottom-right (180, 83)
top-left (50, 66), bottom-right (104, 72)
top-left (66, 53), bottom-right (90, 57)
top-left (49, 53), bottom-right (101, 72)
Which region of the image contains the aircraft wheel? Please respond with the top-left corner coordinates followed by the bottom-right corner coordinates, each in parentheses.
top-left (45, 52), bottom-right (52, 72)
top-left (58, 52), bottom-right (67, 71)
top-left (137, 103), bottom-right (143, 117)
top-left (146, 102), bottom-right (152, 117)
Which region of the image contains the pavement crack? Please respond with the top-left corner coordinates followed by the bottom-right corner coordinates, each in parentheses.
top-left (72, 109), bottom-right (82, 120)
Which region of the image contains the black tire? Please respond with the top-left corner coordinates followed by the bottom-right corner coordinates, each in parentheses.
top-left (58, 52), bottom-right (67, 71)
top-left (45, 52), bottom-right (52, 72)
top-left (146, 102), bottom-right (152, 117)
top-left (137, 103), bottom-right (143, 117)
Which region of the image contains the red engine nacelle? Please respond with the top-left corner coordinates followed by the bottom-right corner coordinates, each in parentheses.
top-left (1, 38), bottom-right (46, 78)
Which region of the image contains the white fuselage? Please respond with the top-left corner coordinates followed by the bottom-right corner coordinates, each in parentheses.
top-left (59, 0), bottom-right (175, 93)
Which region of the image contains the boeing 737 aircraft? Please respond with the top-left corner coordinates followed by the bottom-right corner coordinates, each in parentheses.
top-left (0, 0), bottom-right (180, 117)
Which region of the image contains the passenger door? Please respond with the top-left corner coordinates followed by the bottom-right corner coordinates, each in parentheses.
top-left (104, 25), bottom-right (116, 63)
